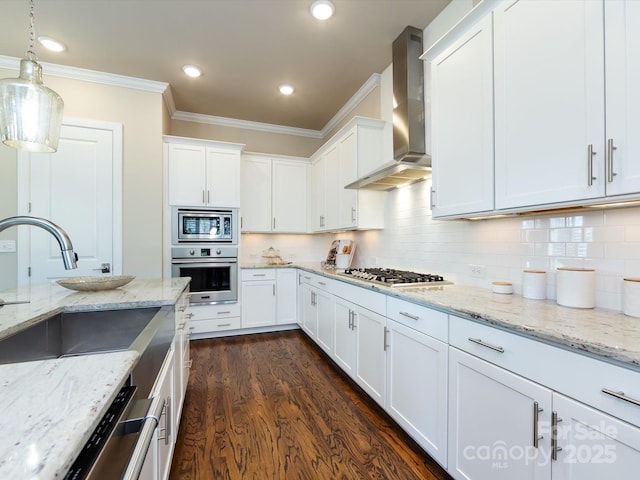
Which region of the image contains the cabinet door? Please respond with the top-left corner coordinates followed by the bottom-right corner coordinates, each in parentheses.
top-left (386, 320), bottom-right (448, 466)
top-left (431, 13), bottom-right (494, 217)
top-left (272, 160), bottom-right (307, 232)
top-left (156, 350), bottom-right (175, 480)
top-left (339, 129), bottom-right (358, 228)
top-left (206, 148), bottom-right (240, 207)
top-left (241, 280), bottom-right (276, 328)
top-left (448, 347), bottom-right (552, 480)
top-left (494, 0), bottom-right (605, 209)
top-left (604, 0), bottom-right (640, 197)
top-left (355, 306), bottom-right (387, 408)
top-left (301, 283), bottom-right (317, 338)
top-left (315, 288), bottom-right (334, 355)
top-left (276, 268), bottom-right (297, 324)
top-left (552, 393), bottom-right (640, 479)
top-left (168, 143), bottom-right (207, 206)
top-left (241, 156), bottom-right (272, 232)
top-left (333, 297), bottom-right (356, 378)
top-left (323, 145), bottom-right (340, 231)
top-left (310, 158), bottom-right (325, 231)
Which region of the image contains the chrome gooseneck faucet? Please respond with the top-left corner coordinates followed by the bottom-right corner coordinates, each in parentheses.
top-left (0, 216), bottom-right (78, 269)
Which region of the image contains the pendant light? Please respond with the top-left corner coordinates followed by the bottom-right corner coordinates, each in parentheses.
top-left (0, 0), bottom-right (64, 153)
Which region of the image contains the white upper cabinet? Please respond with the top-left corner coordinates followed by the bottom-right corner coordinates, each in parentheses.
top-left (241, 153), bottom-right (308, 233)
top-left (604, 0), bottom-right (640, 197)
top-left (429, 13), bottom-right (495, 218)
top-left (166, 136), bottom-right (243, 207)
top-left (310, 117), bottom-right (386, 232)
top-left (494, 0), bottom-right (605, 210)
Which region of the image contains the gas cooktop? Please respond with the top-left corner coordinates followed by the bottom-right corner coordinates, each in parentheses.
top-left (340, 268), bottom-right (452, 287)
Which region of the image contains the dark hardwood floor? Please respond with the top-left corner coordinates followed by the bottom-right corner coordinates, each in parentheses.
top-left (170, 330), bottom-right (452, 479)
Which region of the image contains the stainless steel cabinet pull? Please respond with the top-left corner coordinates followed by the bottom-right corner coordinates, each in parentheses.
top-left (202, 190), bottom-right (206, 204)
top-left (351, 207), bottom-right (356, 223)
top-left (217, 311), bottom-right (231, 315)
top-left (551, 411), bottom-right (563, 461)
top-left (273, 217), bottom-right (276, 229)
top-left (607, 138), bottom-right (617, 183)
top-left (303, 276), bottom-right (311, 280)
top-left (399, 311), bottom-right (420, 321)
top-left (533, 402), bottom-right (544, 448)
top-left (207, 190), bottom-right (210, 204)
top-left (318, 281), bottom-right (326, 286)
top-left (348, 310), bottom-right (353, 329)
top-left (383, 327), bottom-right (389, 351)
top-left (253, 273), bottom-right (267, 277)
top-left (185, 312), bottom-right (194, 319)
top-left (273, 284), bottom-right (276, 296)
top-left (587, 144), bottom-right (597, 186)
top-left (178, 305), bottom-right (186, 312)
top-left (468, 337), bottom-right (505, 353)
top-left (217, 323), bottom-right (231, 327)
top-left (430, 188), bottom-right (436, 208)
top-left (601, 388), bottom-right (640, 407)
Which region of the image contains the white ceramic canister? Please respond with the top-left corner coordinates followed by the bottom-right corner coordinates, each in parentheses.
top-left (492, 281), bottom-right (513, 294)
top-left (556, 268), bottom-right (595, 309)
top-left (522, 270), bottom-right (546, 300)
top-left (623, 278), bottom-right (640, 318)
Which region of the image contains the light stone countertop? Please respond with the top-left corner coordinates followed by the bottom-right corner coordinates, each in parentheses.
top-left (241, 262), bottom-right (640, 370)
top-left (0, 277), bottom-right (189, 480)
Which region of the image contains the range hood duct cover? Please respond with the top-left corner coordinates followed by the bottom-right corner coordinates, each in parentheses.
top-left (393, 25), bottom-right (428, 164)
top-left (346, 26), bottom-right (431, 191)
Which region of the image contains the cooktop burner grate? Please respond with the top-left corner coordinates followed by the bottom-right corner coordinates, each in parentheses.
top-left (341, 268), bottom-right (452, 287)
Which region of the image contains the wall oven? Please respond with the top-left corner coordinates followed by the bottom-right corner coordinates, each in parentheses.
top-left (171, 245), bottom-right (238, 304)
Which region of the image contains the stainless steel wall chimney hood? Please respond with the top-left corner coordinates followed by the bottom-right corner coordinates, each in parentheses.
top-left (346, 26), bottom-right (431, 191)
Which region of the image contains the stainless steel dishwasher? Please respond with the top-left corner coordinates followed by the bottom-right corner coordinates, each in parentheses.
top-left (62, 305), bottom-right (175, 480)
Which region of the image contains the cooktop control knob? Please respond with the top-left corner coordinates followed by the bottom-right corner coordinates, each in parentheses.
top-left (189, 249), bottom-right (195, 256)
top-left (216, 248), bottom-right (222, 255)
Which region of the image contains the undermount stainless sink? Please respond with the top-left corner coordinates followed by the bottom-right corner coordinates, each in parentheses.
top-left (0, 307), bottom-right (162, 365)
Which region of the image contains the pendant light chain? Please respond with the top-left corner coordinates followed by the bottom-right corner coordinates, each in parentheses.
top-left (27, 0), bottom-right (36, 60)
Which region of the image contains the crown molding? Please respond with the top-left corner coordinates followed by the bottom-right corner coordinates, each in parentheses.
top-left (172, 111), bottom-right (323, 138)
top-left (320, 73), bottom-right (382, 137)
top-left (0, 55), bottom-right (169, 94)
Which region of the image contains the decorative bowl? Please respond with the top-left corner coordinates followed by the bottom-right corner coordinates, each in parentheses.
top-left (56, 275), bottom-right (136, 292)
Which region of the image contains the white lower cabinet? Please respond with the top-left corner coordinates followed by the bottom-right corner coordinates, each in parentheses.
top-left (448, 346), bottom-right (552, 480)
top-left (156, 349), bottom-right (175, 480)
top-left (300, 282), bottom-right (317, 338)
top-left (333, 296), bottom-right (357, 378)
top-left (552, 393), bottom-right (640, 480)
top-left (315, 288), bottom-right (334, 355)
top-left (173, 291), bottom-right (191, 430)
top-left (355, 305), bottom-right (387, 408)
top-left (188, 302), bottom-right (241, 337)
top-left (276, 268), bottom-right (297, 324)
top-left (241, 269), bottom-right (277, 328)
top-left (386, 319), bottom-right (448, 467)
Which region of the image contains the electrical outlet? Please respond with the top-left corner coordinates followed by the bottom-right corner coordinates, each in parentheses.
top-left (0, 240), bottom-right (16, 253)
top-left (469, 264), bottom-right (486, 278)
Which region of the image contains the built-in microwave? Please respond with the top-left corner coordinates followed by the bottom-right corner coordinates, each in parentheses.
top-left (172, 207), bottom-right (238, 244)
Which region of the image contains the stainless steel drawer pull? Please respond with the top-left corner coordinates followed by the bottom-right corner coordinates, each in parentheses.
top-left (178, 305), bottom-right (186, 312)
top-left (533, 402), bottom-right (544, 448)
top-left (318, 281), bottom-right (326, 286)
top-left (607, 138), bottom-right (617, 183)
top-left (399, 311), bottom-right (420, 321)
top-left (217, 323), bottom-right (231, 327)
top-left (217, 311), bottom-right (231, 315)
top-left (468, 337), bottom-right (505, 353)
top-left (601, 388), bottom-right (640, 407)
top-left (253, 273), bottom-right (267, 277)
top-left (185, 312), bottom-right (194, 319)
top-left (551, 411), bottom-right (563, 461)
top-left (587, 144), bottom-right (597, 186)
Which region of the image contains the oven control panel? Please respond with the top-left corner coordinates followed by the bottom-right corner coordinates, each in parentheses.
top-left (172, 245), bottom-right (237, 259)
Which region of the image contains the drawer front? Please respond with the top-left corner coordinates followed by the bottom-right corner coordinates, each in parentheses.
top-left (189, 302), bottom-right (240, 321)
top-left (387, 297), bottom-right (448, 342)
top-left (450, 315), bottom-right (640, 427)
top-left (189, 316), bottom-right (241, 334)
top-left (333, 280), bottom-right (386, 315)
top-left (242, 268), bottom-right (276, 281)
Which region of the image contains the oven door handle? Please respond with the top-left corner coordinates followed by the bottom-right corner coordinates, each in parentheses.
top-left (121, 396), bottom-right (166, 480)
top-left (171, 258), bottom-right (237, 265)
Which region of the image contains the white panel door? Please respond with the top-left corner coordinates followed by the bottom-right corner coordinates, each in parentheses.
top-left (431, 13), bottom-right (494, 217)
top-left (552, 393), bottom-right (640, 479)
top-left (240, 155), bottom-right (271, 232)
top-left (272, 160), bottom-right (307, 232)
top-left (207, 147), bottom-right (240, 207)
top-left (339, 129), bottom-right (358, 228)
top-left (355, 306), bottom-right (387, 408)
top-left (604, 0), bottom-right (640, 197)
top-left (333, 297), bottom-right (356, 378)
top-left (168, 143), bottom-right (206, 206)
top-left (323, 145), bottom-right (340, 231)
top-left (494, 0), bottom-right (605, 209)
top-left (241, 280), bottom-right (276, 328)
top-left (448, 347), bottom-right (552, 480)
top-left (24, 122), bottom-right (119, 284)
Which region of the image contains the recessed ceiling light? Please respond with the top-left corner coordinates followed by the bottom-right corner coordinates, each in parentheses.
top-left (310, 0), bottom-right (335, 20)
top-left (182, 65), bottom-right (202, 78)
top-left (37, 35), bottom-right (66, 52)
top-left (279, 84), bottom-right (295, 95)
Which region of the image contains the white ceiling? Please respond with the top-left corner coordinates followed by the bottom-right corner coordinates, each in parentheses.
top-left (0, 0), bottom-right (450, 131)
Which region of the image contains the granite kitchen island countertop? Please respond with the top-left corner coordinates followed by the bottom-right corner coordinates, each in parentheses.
top-left (0, 277), bottom-right (189, 479)
top-left (242, 262), bottom-right (640, 370)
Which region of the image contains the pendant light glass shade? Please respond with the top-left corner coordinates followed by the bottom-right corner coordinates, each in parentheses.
top-left (0, 57), bottom-right (64, 153)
